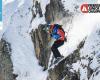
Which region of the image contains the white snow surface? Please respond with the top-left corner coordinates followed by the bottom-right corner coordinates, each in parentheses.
top-left (3, 0), bottom-right (49, 80)
top-left (0, 22), bottom-right (3, 30)
top-left (59, 13), bottom-right (100, 57)
top-left (59, 0), bottom-right (100, 57)
top-left (80, 26), bottom-right (100, 80)
top-left (37, 0), bottom-right (50, 14)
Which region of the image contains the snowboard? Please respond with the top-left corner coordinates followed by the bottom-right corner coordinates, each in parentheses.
top-left (48, 57), bottom-right (66, 69)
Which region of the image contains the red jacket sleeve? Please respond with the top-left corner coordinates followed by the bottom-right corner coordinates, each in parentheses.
top-left (57, 29), bottom-right (65, 41)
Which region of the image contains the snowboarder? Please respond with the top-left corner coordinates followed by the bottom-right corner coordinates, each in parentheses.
top-left (47, 24), bottom-right (66, 60)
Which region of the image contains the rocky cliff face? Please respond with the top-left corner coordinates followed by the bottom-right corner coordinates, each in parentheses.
top-left (45, 0), bottom-right (66, 23)
top-left (31, 0), bottom-right (67, 70)
top-left (30, 0), bottom-right (68, 71)
top-left (31, 24), bottom-right (51, 70)
top-left (0, 39), bottom-right (13, 80)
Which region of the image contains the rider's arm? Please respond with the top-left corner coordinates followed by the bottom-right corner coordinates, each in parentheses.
top-left (50, 33), bottom-right (60, 40)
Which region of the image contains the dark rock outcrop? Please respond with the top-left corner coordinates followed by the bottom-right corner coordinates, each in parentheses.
top-left (0, 39), bottom-right (13, 80)
top-left (45, 0), bottom-right (67, 23)
top-left (47, 53), bottom-right (80, 80)
top-left (31, 24), bottom-right (51, 70)
top-left (31, 1), bottom-right (43, 23)
top-left (35, 1), bottom-right (43, 17)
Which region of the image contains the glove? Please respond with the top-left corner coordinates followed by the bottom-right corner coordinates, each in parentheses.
top-left (51, 38), bottom-right (56, 42)
top-left (48, 36), bottom-right (51, 41)
top-left (51, 33), bottom-right (60, 40)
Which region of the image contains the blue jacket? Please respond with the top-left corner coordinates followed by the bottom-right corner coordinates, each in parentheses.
top-left (50, 24), bottom-right (61, 40)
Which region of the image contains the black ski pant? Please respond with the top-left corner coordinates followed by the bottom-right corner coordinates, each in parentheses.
top-left (51, 40), bottom-right (64, 59)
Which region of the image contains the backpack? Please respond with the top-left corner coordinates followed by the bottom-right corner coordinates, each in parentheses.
top-left (53, 24), bottom-right (65, 34)
top-left (52, 24), bottom-right (67, 41)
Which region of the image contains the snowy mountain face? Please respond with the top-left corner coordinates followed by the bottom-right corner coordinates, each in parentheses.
top-left (2, 0), bottom-right (48, 80)
top-left (80, 26), bottom-right (100, 80)
top-left (1, 0), bottom-right (100, 80)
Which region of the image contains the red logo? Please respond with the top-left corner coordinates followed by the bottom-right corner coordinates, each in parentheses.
top-left (81, 4), bottom-right (88, 13)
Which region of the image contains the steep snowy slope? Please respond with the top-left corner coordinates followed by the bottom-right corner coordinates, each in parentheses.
top-left (59, 13), bottom-right (100, 56)
top-left (80, 25), bottom-right (100, 80)
top-left (59, 0), bottom-right (100, 56)
top-left (3, 0), bottom-right (49, 80)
